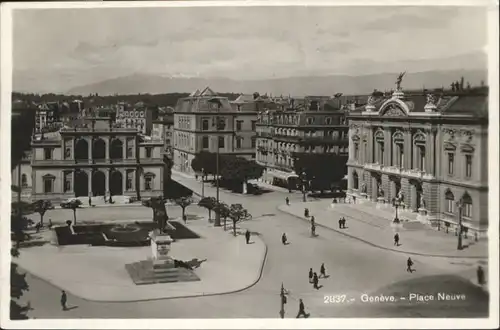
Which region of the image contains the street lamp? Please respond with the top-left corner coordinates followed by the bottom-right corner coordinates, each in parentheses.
top-left (301, 171), bottom-right (307, 202)
top-left (456, 198), bottom-right (464, 250)
top-left (201, 167), bottom-right (205, 198)
top-left (208, 98), bottom-right (222, 226)
top-left (392, 196), bottom-right (401, 224)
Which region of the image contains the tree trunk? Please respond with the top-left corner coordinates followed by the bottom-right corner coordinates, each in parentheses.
top-left (233, 220), bottom-right (237, 236)
top-left (73, 209), bottom-right (77, 225)
top-left (224, 217), bottom-right (227, 231)
top-left (208, 209), bottom-right (212, 222)
top-left (40, 213), bottom-right (44, 227)
top-left (182, 208), bottom-right (186, 222)
top-left (214, 211), bottom-right (221, 227)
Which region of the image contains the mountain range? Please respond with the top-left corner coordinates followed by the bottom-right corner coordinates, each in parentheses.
top-left (65, 69), bottom-right (487, 97)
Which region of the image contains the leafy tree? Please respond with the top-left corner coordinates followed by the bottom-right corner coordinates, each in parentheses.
top-left (219, 156), bottom-right (264, 191)
top-left (213, 202), bottom-right (231, 231)
top-left (229, 203), bottom-right (248, 236)
top-left (293, 152), bottom-right (348, 193)
top-left (31, 199), bottom-right (53, 227)
top-left (67, 199), bottom-right (83, 225)
top-left (10, 247), bottom-right (31, 320)
top-left (174, 197), bottom-right (193, 222)
top-left (198, 197), bottom-right (217, 224)
top-left (191, 151), bottom-right (218, 178)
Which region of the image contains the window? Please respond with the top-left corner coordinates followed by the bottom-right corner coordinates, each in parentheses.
top-left (21, 174), bottom-right (28, 188)
top-left (236, 121), bottom-right (243, 131)
top-left (251, 137), bottom-right (256, 148)
top-left (127, 147), bottom-right (133, 158)
top-left (418, 146), bottom-right (426, 171)
top-left (325, 117), bottom-right (332, 125)
top-left (463, 194), bottom-right (472, 218)
top-left (145, 177), bottom-right (152, 191)
top-left (202, 119), bottom-right (209, 131)
top-left (237, 105), bottom-right (241, 112)
top-left (202, 136), bottom-right (209, 149)
top-left (354, 143), bottom-right (359, 160)
top-left (64, 172), bottom-right (71, 192)
top-left (448, 153), bottom-right (454, 175)
top-left (44, 148), bottom-right (53, 160)
top-left (218, 136), bottom-right (225, 148)
top-left (126, 170), bottom-right (133, 190)
top-left (146, 147), bottom-right (152, 158)
top-left (398, 144), bottom-right (404, 168)
top-left (306, 117), bottom-right (314, 125)
top-left (445, 190), bottom-right (454, 213)
top-left (465, 155), bottom-right (472, 178)
top-left (236, 137), bottom-right (242, 149)
top-left (251, 120), bottom-right (257, 131)
top-left (43, 176), bottom-right (54, 193)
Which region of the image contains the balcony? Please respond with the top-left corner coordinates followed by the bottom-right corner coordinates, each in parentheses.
top-left (273, 134), bottom-right (301, 143)
top-left (301, 136), bottom-right (349, 145)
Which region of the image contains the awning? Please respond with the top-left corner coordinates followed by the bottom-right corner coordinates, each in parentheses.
top-left (270, 170), bottom-right (299, 181)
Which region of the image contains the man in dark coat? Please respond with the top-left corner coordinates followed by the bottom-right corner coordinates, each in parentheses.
top-left (407, 257), bottom-right (414, 273)
top-left (245, 230), bottom-right (251, 244)
top-left (338, 218), bottom-right (342, 229)
top-left (320, 263), bottom-right (327, 278)
top-left (394, 233), bottom-right (400, 246)
top-left (308, 268), bottom-right (313, 283)
top-left (61, 290), bottom-right (67, 311)
top-left (282, 233), bottom-right (288, 245)
top-left (285, 197), bottom-right (290, 205)
top-left (313, 272), bottom-right (319, 289)
top-left (477, 265), bottom-right (485, 285)
top-left (296, 299), bottom-right (308, 318)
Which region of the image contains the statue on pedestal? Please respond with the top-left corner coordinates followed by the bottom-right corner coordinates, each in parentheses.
top-left (397, 190), bottom-right (404, 202)
top-left (396, 71), bottom-right (406, 90)
top-left (361, 182), bottom-right (367, 194)
top-left (420, 195), bottom-right (426, 209)
top-left (378, 186), bottom-right (384, 198)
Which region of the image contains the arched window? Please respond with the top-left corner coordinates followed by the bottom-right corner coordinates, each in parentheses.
top-left (445, 190), bottom-right (454, 213)
top-left (462, 193), bottom-right (472, 218)
top-left (352, 171), bottom-right (359, 190)
top-left (21, 174), bottom-right (28, 188)
top-left (375, 130), bottom-right (385, 164)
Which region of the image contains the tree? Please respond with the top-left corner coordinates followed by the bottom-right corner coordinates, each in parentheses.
top-left (174, 197), bottom-right (193, 222)
top-left (31, 199), bottom-right (53, 227)
top-left (11, 247), bottom-right (31, 320)
top-left (219, 156), bottom-right (264, 192)
top-left (213, 201), bottom-right (231, 231)
top-left (67, 199), bottom-right (83, 225)
top-left (191, 151), bottom-right (217, 178)
top-left (293, 152), bottom-right (348, 193)
top-left (198, 197), bottom-right (217, 224)
top-left (229, 203), bottom-right (248, 236)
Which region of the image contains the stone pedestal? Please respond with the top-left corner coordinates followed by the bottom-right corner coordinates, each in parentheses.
top-left (150, 230), bottom-right (174, 269)
top-left (376, 197), bottom-right (386, 209)
top-left (416, 208), bottom-right (428, 224)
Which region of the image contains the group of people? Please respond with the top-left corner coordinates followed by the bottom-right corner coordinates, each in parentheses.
top-left (338, 217), bottom-right (347, 229)
top-left (308, 263), bottom-right (327, 289)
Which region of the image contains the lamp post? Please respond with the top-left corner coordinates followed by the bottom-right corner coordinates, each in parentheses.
top-left (201, 167), bottom-right (205, 198)
top-left (301, 171), bottom-right (307, 202)
top-left (392, 197), bottom-right (401, 224)
top-left (208, 98), bottom-right (222, 226)
top-left (456, 198), bottom-right (464, 250)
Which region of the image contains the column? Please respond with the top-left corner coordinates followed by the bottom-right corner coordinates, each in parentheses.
top-left (371, 176), bottom-right (378, 200)
top-left (105, 138), bottom-right (110, 160)
top-left (88, 138), bottom-right (93, 163)
top-left (71, 171), bottom-right (75, 196)
top-left (367, 127), bottom-right (374, 163)
top-left (347, 168), bottom-right (353, 191)
top-left (390, 180), bottom-right (396, 200)
top-left (384, 129), bottom-right (391, 166)
top-left (425, 129), bottom-right (434, 175)
top-left (105, 169), bottom-right (110, 195)
top-left (87, 169), bottom-right (92, 197)
top-left (122, 138), bottom-right (127, 159)
top-left (404, 129), bottom-right (412, 169)
top-left (411, 184), bottom-right (418, 211)
top-left (122, 169), bottom-right (127, 193)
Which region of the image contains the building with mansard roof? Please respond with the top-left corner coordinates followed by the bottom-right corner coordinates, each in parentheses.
top-left (346, 82), bottom-right (488, 237)
top-left (173, 87), bottom-right (261, 173)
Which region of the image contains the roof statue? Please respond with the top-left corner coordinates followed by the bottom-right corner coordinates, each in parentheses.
top-left (396, 71), bottom-right (406, 90)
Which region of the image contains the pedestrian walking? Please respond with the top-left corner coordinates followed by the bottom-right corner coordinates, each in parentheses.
top-left (245, 230), bottom-right (251, 244)
top-left (407, 257), bottom-right (414, 273)
top-left (311, 216), bottom-right (315, 226)
top-left (60, 290), bottom-right (67, 311)
top-left (311, 224), bottom-right (316, 237)
top-left (88, 196), bottom-right (92, 207)
top-left (353, 196), bottom-right (356, 204)
top-left (285, 197), bottom-right (290, 206)
top-left (304, 208), bottom-right (309, 217)
top-left (320, 263), bottom-right (326, 278)
top-left (282, 233), bottom-right (288, 245)
top-left (296, 299), bottom-right (308, 318)
top-left (313, 272), bottom-right (319, 289)
top-left (394, 233), bottom-right (400, 246)
top-left (308, 268), bottom-right (313, 283)
top-left (35, 222), bottom-right (41, 233)
top-left (477, 265), bottom-right (485, 285)
top-left (342, 217), bottom-right (347, 228)
top-left (338, 218), bottom-right (342, 229)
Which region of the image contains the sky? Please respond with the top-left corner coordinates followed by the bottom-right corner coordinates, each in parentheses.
top-left (11, 5), bottom-right (488, 93)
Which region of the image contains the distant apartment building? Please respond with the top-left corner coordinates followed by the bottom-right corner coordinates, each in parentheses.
top-left (152, 109), bottom-right (175, 160)
top-left (255, 96), bottom-right (353, 187)
top-left (173, 87), bottom-right (262, 173)
top-left (36, 100), bottom-right (84, 133)
top-left (346, 83), bottom-right (488, 237)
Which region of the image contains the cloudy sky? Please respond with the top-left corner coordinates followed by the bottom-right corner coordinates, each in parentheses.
top-left (12, 5), bottom-right (488, 92)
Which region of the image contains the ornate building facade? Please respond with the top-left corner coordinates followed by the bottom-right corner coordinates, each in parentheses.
top-left (172, 87), bottom-right (258, 173)
top-left (346, 85), bottom-right (488, 236)
top-left (256, 96), bottom-right (350, 186)
top-left (115, 101), bottom-right (154, 135)
top-left (29, 117), bottom-right (164, 202)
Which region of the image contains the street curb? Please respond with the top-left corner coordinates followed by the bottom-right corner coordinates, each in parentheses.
top-left (276, 205), bottom-right (487, 260)
top-left (20, 235), bottom-right (268, 303)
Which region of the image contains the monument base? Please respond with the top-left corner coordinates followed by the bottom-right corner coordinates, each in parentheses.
top-left (416, 208), bottom-right (428, 223)
top-left (125, 258), bottom-right (200, 285)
